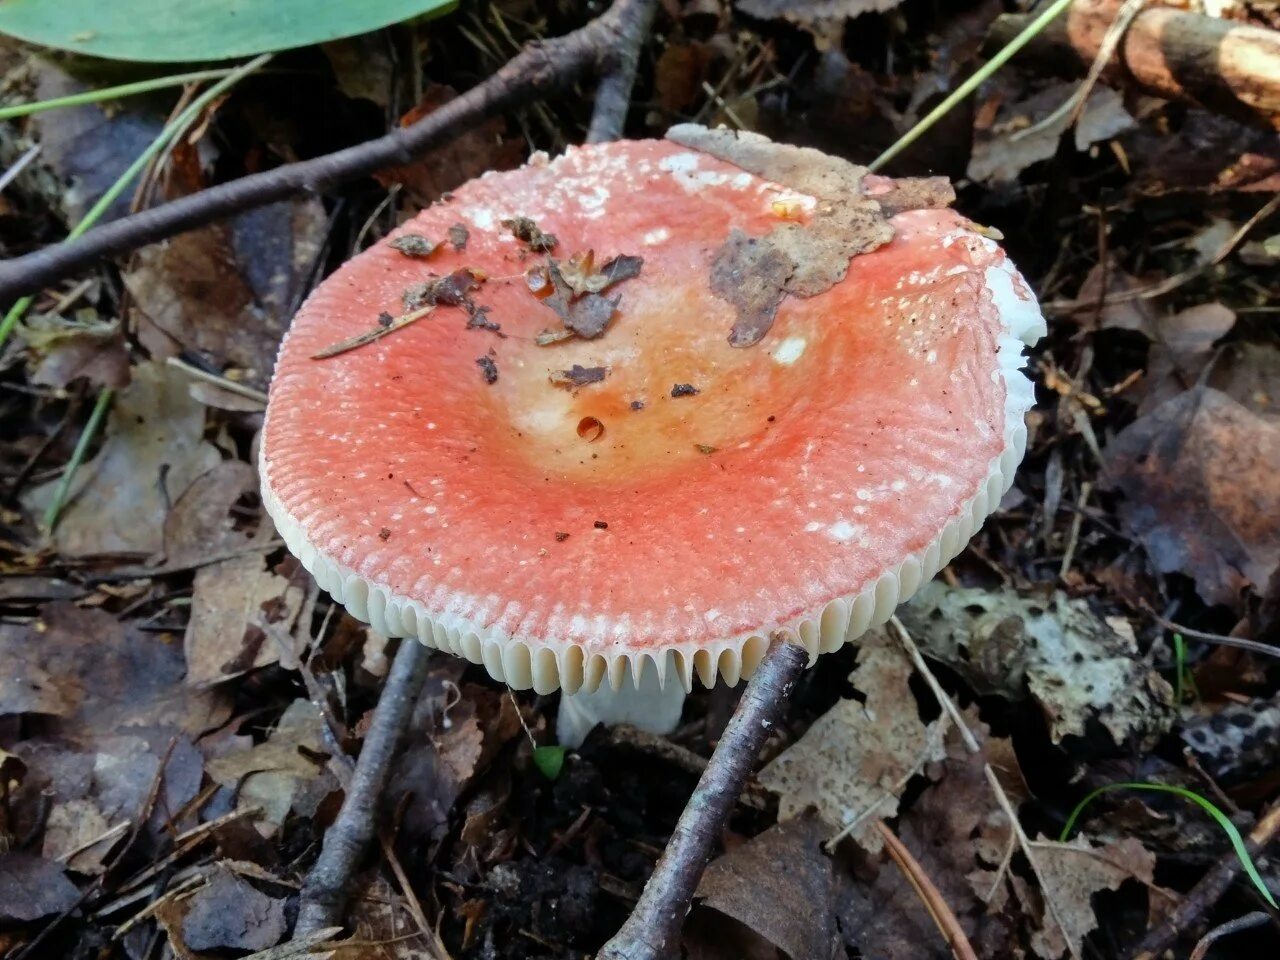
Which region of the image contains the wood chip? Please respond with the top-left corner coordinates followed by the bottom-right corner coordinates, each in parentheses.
top-left (311, 305), bottom-right (435, 359)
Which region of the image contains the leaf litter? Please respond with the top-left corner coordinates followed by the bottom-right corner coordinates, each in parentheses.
top-left (2, 4), bottom-right (1280, 958)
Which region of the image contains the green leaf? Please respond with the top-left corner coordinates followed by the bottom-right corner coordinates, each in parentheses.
top-left (1061, 781), bottom-right (1277, 909)
top-left (0, 0), bottom-right (456, 63)
top-left (533, 745), bottom-right (567, 781)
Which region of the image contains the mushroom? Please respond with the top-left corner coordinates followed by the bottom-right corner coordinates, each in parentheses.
top-left (261, 127), bottom-right (1045, 748)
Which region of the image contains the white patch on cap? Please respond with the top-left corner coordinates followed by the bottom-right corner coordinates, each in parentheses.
top-left (827, 521), bottom-right (859, 542)
top-left (984, 260), bottom-right (1048, 345)
top-left (643, 227), bottom-right (670, 246)
top-left (578, 184), bottom-right (609, 215)
top-left (772, 336), bottom-right (807, 365)
top-left (462, 206), bottom-right (497, 231)
top-left (658, 152), bottom-right (700, 175)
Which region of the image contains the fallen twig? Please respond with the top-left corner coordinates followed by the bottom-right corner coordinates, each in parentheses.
top-left (1130, 798), bottom-right (1280, 960)
top-left (875, 821), bottom-right (980, 960)
top-left (889, 616), bottom-right (1084, 960)
top-left (586, 0), bottom-right (660, 143)
top-left (597, 638), bottom-right (808, 960)
top-left (311, 305), bottom-right (435, 359)
top-left (0, 0), bottom-right (659, 302)
top-left (1189, 912), bottom-right (1271, 960)
top-left (166, 355), bottom-right (270, 404)
top-left (988, 0), bottom-right (1280, 129)
top-left (294, 637), bottom-right (434, 936)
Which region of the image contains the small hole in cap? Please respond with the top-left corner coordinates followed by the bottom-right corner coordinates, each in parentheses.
top-left (577, 416), bottom-right (604, 442)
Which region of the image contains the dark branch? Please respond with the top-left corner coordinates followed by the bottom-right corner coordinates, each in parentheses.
top-left (1130, 797), bottom-right (1280, 960)
top-left (294, 638), bottom-right (433, 937)
top-left (586, 0), bottom-right (660, 143)
top-left (0, 0), bottom-right (658, 303)
top-left (597, 639), bottom-right (809, 960)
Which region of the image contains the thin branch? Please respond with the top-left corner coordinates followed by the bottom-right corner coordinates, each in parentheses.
top-left (586, 0), bottom-right (660, 143)
top-left (888, 616), bottom-right (1084, 960)
top-left (0, 0), bottom-right (657, 303)
top-left (597, 638), bottom-right (808, 960)
top-left (1130, 798), bottom-right (1280, 960)
top-left (875, 821), bottom-right (980, 960)
top-left (294, 638), bottom-right (434, 936)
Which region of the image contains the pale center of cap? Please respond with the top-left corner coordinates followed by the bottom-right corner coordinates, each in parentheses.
top-left (490, 279), bottom-right (822, 482)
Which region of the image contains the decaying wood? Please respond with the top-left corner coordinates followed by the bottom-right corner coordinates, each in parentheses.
top-left (988, 0), bottom-right (1280, 130)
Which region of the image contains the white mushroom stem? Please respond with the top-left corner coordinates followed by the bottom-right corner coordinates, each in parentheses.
top-left (556, 654), bottom-right (687, 748)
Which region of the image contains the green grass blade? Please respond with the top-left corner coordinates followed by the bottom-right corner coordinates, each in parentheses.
top-left (42, 386), bottom-right (113, 532)
top-left (869, 0), bottom-right (1076, 172)
top-left (20, 54), bottom-right (272, 532)
top-left (0, 68), bottom-right (237, 121)
top-left (0, 52), bottom-right (271, 351)
top-left (1060, 781), bottom-right (1277, 909)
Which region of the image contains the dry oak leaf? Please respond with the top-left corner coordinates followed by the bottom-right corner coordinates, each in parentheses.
top-left (899, 583), bottom-right (1174, 747)
top-left (759, 629), bottom-right (946, 852)
top-left (1104, 386), bottom-right (1280, 610)
top-left (692, 815), bottom-right (842, 960)
top-left (1024, 836), bottom-right (1155, 959)
top-left (205, 698), bottom-right (337, 837)
top-left (21, 360), bottom-right (221, 557)
top-left (181, 865), bottom-right (287, 952)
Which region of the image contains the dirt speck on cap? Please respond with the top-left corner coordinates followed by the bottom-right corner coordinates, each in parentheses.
top-left (476, 355), bottom-right (498, 384)
top-left (389, 234), bottom-right (439, 258)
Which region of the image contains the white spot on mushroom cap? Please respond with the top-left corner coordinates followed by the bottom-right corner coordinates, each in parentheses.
top-left (772, 336), bottom-right (807, 365)
top-left (642, 227), bottom-right (670, 246)
top-left (827, 521), bottom-right (859, 542)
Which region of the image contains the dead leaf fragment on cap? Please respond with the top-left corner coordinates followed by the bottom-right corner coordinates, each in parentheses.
top-left (667, 124), bottom-right (897, 346)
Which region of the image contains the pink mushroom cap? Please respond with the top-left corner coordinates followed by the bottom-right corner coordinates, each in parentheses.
top-left (261, 134), bottom-right (1045, 696)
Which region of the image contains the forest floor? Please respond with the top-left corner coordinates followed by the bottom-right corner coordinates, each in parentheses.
top-left (1, 1), bottom-right (1279, 958)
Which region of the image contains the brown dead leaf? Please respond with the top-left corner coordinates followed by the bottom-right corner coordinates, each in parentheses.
top-left (29, 57), bottom-right (166, 226)
top-left (667, 125), bottom-right (897, 346)
top-left (1, 603), bottom-right (227, 740)
top-left (1024, 837), bottom-right (1155, 959)
top-left (163, 459), bottom-right (259, 567)
top-left (376, 84), bottom-right (524, 204)
top-left (838, 716), bottom-right (1023, 960)
top-left (654, 40), bottom-right (716, 114)
top-left (900, 584), bottom-right (1174, 746)
top-left (1104, 386), bottom-right (1280, 610)
top-left (331, 874), bottom-right (440, 960)
top-left (184, 554), bottom-right (304, 688)
top-left (759, 630), bottom-right (947, 851)
top-left (21, 360), bottom-right (221, 557)
top-left (323, 34), bottom-right (394, 108)
top-left (693, 814), bottom-right (842, 960)
top-left (42, 798), bottom-right (113, 874)
top-left (180, 865), bottom-right (287, 952)
top-left (1072, 262), bottom-right (1160, 333)
top-left (0, 852), bottom-right (81, 922)
top-left (125, 200), bottom-right (326, 390)
top-left (1207, 342), bottom-right (1280, 422)
top-left (205, 699), bottom-right (337, 837)
top-left (968, 82), bottom-right (1135, 185)
top-left (19, 312), bottom-right (130, 390)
